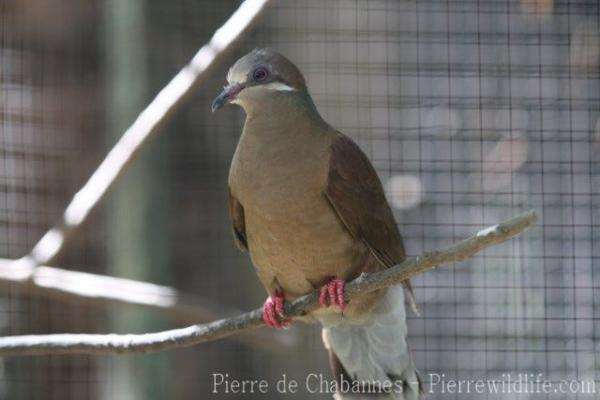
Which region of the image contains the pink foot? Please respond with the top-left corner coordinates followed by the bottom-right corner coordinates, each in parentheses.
top-left (319, 278), bottom-right (347, 310)
top-left (262, 290), bottom-right (291, 329)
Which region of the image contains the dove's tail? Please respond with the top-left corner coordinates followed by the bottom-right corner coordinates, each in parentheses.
top-left (322, 286), bottom-right (422, 400)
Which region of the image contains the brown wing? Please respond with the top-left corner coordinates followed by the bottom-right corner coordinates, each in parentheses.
top-left (325, 133), bottom-right (406, 266)
top-left (325, 133), bottom-right (417, 309)
top-left (228, 187), bottom-right (247, 251)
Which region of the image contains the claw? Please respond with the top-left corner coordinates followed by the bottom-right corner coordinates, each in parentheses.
top-left (262, 290), bottom-right (291, 329)
top-left (262, 299), bottom-right (280, 328)
top-left (319, 278), bottom-right (346, 310)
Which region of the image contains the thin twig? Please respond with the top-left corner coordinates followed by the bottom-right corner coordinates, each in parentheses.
top-left (21, 0), bottom-right (273, 269)
top-left (0, 211), bottom-right (537, 356)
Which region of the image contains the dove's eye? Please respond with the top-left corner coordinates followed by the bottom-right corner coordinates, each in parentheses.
top-left (252, 67), bottom-right (269, 82)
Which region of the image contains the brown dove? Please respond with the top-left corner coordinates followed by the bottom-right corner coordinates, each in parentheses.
top-left (212, 48), bottom-right (422, 399)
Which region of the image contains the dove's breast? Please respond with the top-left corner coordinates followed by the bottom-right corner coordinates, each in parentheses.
top-left (228, 125), bottom-right (367, 299)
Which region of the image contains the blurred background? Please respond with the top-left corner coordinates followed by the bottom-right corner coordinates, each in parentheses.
top-left (1, 0), bottom-right (599, 399)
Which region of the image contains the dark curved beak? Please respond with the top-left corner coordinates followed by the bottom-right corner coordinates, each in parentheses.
top-left (211, 83), bottom-right (244, 112)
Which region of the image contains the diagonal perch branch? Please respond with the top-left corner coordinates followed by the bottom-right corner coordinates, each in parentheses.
top-left (0, 211), bottom-right (537, 356)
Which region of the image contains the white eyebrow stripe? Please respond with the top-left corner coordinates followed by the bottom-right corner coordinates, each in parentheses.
top-left (262, 81), bottom-right (296, 91)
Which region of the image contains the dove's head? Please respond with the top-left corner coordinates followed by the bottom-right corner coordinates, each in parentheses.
top-left (212, 48), bottom-right (308, 113)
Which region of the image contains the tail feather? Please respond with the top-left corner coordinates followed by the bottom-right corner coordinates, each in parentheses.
top-left (322, 286), bottom-right (421, 400)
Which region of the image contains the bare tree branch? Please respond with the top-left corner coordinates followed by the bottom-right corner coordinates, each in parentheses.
top-left (0, 0), bottom-right (286, 351)
top-left (0, 211), bottom-right (537, 356)
top-left (20, 0), bottom-right (273, 269)
top-left (0, 258), bottom-right (296, 350)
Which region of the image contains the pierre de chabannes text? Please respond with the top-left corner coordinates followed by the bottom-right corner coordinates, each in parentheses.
top-left (212, 372), bottom-right (596, 395)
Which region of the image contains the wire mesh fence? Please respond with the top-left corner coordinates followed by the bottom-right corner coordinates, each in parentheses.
top-left (0, 0), bottom-right (599, 399)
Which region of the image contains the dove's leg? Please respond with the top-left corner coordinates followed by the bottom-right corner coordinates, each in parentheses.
top-left (319, 278), bottom-right (347, 310)
top-left (262, 289), bottom-right (291, 329)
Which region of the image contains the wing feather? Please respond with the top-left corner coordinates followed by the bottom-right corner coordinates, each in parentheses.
top-left (228, 188), bottom-right (247, 251)
top-left (325, 133), bottom-right (406, 265)
top-left (325, 133), bottom-right (417, 310)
